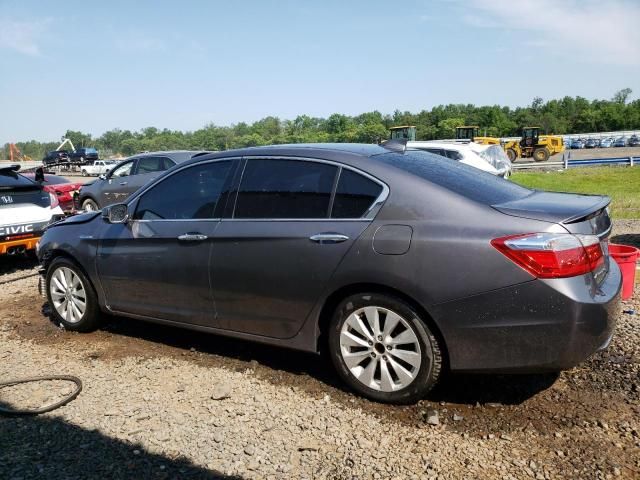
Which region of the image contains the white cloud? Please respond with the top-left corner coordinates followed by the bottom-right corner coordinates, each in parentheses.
top-left (0, 17), bottom-right (50, 56)
top-left (463, 0), bottom-right (640, 66)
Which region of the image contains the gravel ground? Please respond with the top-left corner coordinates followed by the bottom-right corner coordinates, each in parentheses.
top-left (0, 222), bottom-right (638, 479)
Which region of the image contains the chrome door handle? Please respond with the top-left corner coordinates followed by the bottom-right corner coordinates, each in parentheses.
top-left (178, 233), bottom-right (208, 242)
top-left (119, 181), bottom-right (128, 186)
top-left (309, 233), bottom-right (349, 244)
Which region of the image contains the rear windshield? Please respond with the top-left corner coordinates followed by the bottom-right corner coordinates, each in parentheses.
top-left (0, 170), bottom-right (38, 189)
top-left (0, 171), bottom-right (48, 207)
top-left (374, 150), bottom-right (531, 205)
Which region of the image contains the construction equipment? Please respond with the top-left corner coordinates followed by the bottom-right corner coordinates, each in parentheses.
top-left (455, 126), bottom-right (501, 145)
top-left (8, 144), bottom-right (32, 162)
top-left (503, 127), bottom-right (565, 162)
top-left (389, 126), bottom-right (416, 141)
top-left (56, 137), bottom-right (76, 153)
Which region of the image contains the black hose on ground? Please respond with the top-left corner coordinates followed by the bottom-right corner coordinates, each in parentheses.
top-left (0, 375), bottom-right (82, 415)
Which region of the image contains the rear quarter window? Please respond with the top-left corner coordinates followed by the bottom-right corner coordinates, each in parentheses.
top-left (332, 169), bottom-right (383, 218)
top-left (375, 150), bottom-right (531, 205)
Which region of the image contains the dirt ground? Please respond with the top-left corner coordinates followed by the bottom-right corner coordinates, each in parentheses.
top-left (0, 222), bottom-right (638, 479)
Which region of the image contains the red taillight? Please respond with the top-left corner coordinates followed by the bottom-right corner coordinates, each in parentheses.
top-left (491, 233), bottom-right (604, 279)
top-left (48, 191), bottom-right (59, 209)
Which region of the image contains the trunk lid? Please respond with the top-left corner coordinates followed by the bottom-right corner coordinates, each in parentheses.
top-left (493, 190), bottom-right (613, 284)
top-left (492, 191), bottom-right (611, 236)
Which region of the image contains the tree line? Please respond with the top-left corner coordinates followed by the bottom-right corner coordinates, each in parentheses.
top-left (4, 89), bottom-right (639, 160)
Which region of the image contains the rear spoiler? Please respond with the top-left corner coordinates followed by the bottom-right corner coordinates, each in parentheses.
top-left (0, 164), bottom-right (21, 172)
top-left (493, 190), bottom-right (611, 225)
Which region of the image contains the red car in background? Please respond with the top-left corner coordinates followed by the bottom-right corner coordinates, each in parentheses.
top-left (22, 172), bottom-right (83, 213)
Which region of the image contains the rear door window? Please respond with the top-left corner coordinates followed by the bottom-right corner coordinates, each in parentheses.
top-left (332, 169), bottom-right (383, 218)
top-left (136, 157), bottom-right (171, 175)
top-left (134, 161), bottom-right (233, 220)
top-left (234, 159), bottom-right (337, 219)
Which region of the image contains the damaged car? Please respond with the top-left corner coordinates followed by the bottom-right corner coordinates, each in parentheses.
top-left (0, 165), bottom-right (64, 256)
top-left (37, 143), bottom-right (621, 404)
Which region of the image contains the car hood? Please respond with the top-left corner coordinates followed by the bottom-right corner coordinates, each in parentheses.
top-left (49, 211), bottom-right (100, 228)
top-left (492, 190), bottom-right (610, 225)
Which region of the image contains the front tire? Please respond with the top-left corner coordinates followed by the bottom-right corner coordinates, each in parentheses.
top-left (46, 257), bottom-right (102, 332)
top-left (81, 198), bottom-right (99, 211)
top-left (328, 293), bottom-right (442, 404)
top-left (506, 148), bottom-right (518, 162)
top-left (533, 147), bottom-right (550, 162)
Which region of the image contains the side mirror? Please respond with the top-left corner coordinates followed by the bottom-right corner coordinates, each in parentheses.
top-left (102, 204), bottom-right (129, 224)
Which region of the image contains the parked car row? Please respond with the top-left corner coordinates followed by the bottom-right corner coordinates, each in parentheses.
top-left (566, 135), bottom-right (640, 149)
top-left (36, 143), bottom-right (622, 404)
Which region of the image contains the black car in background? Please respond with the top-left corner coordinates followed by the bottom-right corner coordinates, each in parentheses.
top-left (43, 150), bottom-right (70, 165)
top-left (69, 147), bottom-right (99, 164)
top-left (76, 150), bottom-right (208, 211)
top-left (38, 143), bottom-right (621, 404)
top-left (628, 136), bottom-right (640, 147)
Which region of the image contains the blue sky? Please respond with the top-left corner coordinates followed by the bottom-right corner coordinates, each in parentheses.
top-left (1, 0), bottom-right (639, 142)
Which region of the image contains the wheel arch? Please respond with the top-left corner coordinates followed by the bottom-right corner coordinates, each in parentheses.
top-left (79, 194), bottom-right (100, 209)
top-left (316, 282), bottom-right (450, 370)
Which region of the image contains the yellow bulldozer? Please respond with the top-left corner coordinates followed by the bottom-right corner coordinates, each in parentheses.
top-left (455, 126), bottom-right (501, 145)
top-left (503, 127), bottom-right (565, 162)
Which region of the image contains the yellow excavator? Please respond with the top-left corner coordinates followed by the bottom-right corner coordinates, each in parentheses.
top-left (503, 127), bottom-right (565, 162)
top-left (455, 126), bottom-right (501, 145)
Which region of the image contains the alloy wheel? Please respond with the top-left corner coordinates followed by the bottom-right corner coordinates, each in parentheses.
top-left (339, 306), bottom-right (422, 392)
top-left (49, 266), bottom-right (87, 324)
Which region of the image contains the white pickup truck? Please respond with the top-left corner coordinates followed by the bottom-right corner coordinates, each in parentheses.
top-left (80, 160), bottom-right (116, 177)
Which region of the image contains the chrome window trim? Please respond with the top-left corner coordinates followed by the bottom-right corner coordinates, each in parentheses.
top-left (126, 154), bottom-right (390, 223)
top-left (128, 157), bottom-right (239, 222)
top-left (127, 156), bottom-right (242, 204)
top-left (234, 155), bottom-right (389, 221)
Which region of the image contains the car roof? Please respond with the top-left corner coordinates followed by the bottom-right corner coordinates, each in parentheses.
top-left (125, 150), bottom-right (211, 163)
top-left (407, 141), bottom-right (489, 153)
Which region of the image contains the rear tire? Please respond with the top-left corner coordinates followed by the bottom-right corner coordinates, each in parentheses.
top-left (506, 148), bottom-right (518, 162)
top-left (328, 293), bottom-right (443, 404)
top-left (81, 198), bottom-right (99, 211)
top-left (46, 257), bottom-right (102, 332)
top-left (533, 147), bottom-right (550, 162)
top-left (81, 169), bottom-right (87, 176)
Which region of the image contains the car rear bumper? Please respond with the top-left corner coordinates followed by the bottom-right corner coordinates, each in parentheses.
top-left (0, 236), bottom-right (40, 255)
top-left (431, 262), bottom-right (622, 373)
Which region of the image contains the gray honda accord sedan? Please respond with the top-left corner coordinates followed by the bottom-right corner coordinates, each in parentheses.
top-left (37, 143), bottom-right (621, 404)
